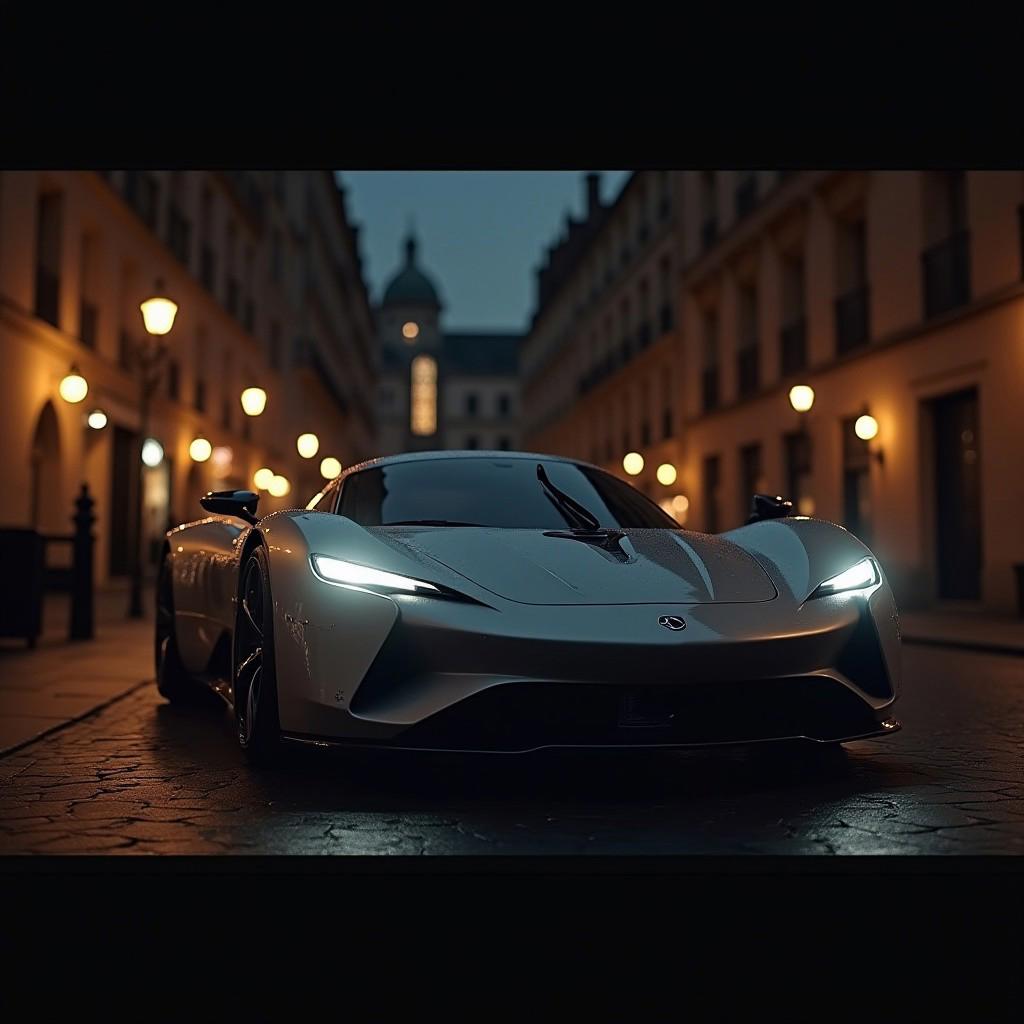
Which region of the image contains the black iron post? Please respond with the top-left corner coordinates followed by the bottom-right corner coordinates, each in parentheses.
top-left (70, 483), bottom-right (95, 640)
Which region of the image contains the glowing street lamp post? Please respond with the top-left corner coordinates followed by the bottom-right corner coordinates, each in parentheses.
top-left (127, 281), bottom-right (178, 619)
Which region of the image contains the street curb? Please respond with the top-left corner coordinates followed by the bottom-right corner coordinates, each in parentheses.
top-left (902, 635), bottom-right (1024, 658)
top-left (0, 679), bottom-right (152, 761)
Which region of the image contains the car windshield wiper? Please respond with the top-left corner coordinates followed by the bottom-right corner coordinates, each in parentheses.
top-left (386, 519), bottom-right (487, 527)
top-left (536, 464), bottom-right (602, 532)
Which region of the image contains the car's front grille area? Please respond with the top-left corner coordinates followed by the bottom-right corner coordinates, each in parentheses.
top-left (391, 677), bottom-right (883, 752)
top-left (834, 607), bottom-right (893, 699)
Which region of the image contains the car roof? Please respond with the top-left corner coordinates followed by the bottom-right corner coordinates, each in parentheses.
top-left (335, 449), bottom-right (602, 484)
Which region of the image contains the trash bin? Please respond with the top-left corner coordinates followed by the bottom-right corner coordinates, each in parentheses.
top-left (0, 528), bottom-right (45, 647)
top-left (1015, 563), bottom-right (1024, 620)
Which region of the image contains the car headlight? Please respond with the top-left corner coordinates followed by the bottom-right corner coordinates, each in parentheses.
top-left (811, 557), bottom-right (880, 598)
top-left (310, 554), bottom-right (440, 595)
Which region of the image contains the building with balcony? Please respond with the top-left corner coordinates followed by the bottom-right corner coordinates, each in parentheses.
top-left (521, 171), bottom-right (682, 509)
top-left (0, 170), bottom-right (376, 588)
top-left (523, 169), bottom-right (1024, 614)
top-left (374, 231), bottom-right (521, 455)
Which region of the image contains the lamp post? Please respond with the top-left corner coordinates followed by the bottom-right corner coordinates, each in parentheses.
top-left (127, 280), bottom-right (178, 619)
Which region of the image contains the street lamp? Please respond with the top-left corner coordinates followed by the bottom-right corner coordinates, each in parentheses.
top-left (127, 279), bottom-right (176, 620)
top-left (296, 432), bottom-right (320, 459)
top-left (189, 437), bottom-right (212, 463)
top-left (788, 384), bottom-right (815, 413)
top-left (656, 463), bottom-right (677, 486)
top-left (59, 365), bottom-right (89, 404)
top-left (623, 452), bottom-right (644, 476)
top-left (240, 387), bottom-right (267, 417)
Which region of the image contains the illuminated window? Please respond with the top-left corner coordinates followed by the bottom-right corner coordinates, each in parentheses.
top-left (410, 354), bottom-right (437, 436)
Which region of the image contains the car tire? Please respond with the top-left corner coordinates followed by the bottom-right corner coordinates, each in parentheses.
top-left (234, 545), bottom-right (283, 766)
top-left (155, 556), bottom-right (203, 703)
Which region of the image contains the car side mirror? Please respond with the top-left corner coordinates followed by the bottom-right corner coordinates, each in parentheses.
top-left (746, 493), bottom-right (795, 524)
top-left (199, 489), bottom-right (260, 526)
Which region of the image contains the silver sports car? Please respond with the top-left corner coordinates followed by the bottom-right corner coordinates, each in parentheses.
top-left (156, 450), bottom-right (902, 763)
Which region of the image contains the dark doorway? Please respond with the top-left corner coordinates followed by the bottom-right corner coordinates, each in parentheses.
top-left (109, 425), bottom-right (138, 577)
top-left (930, 387), bottom-right (981, 600)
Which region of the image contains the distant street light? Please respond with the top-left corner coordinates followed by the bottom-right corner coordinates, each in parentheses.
top-left (789, 384), bottom-right (815, 413)
top-left (141, 438), bottom-right (164, 467)
top-left (855, 414), bottom-right (879, 441)
top-left (87, 410), bottom-right (108, 430)
top-left (623, 452), bottom-right (644, 476)
top-left (189, 437), bottom-right (212, 463)
top-left (268, 474), bottom-right (290, 498)
top-left (127, 280), bottom-right (176, 620)
top-left (656, 463), bottom-right (677, 486)
top-left (139, 291), bottom-right (178, 336)
top-left (59, 365), bottom-right (89, 404)
top-left (296, 432), bottom-right (320, 459)
top-left (240, 387), bottom-right (267, 417)
top-left (320, 457), bottom-right (342, 480)
top-left (253, 467), bottom-right (275, 491)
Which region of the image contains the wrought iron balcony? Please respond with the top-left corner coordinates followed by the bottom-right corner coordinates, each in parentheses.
top-left (835, 285), bottom-right (870, 354)
top-left (922, 230), bottom-right (970, 319)
top-left (736, 344), bottom-right (759, 399)
top-left (779, 317), bottom-right (807, 376)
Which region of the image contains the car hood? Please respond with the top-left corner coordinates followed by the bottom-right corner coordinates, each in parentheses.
top-left (374, 527), bottom-right (778, 606)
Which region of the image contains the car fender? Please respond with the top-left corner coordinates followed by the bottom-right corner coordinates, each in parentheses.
top-left (722, 517), bottom-right (901, 696)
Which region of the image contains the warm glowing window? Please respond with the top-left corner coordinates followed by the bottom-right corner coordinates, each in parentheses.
top-left (410, 354), bottom-right (437, 436)
top-left (402, 321), bottom-right (420, 341)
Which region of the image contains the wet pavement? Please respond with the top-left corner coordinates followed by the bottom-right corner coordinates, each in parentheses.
top-left (0, 644), bottom-right (1021, 855)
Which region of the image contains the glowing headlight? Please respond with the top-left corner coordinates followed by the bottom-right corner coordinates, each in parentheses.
top-left (310, 554), bottom-right (439, 595)
top-left (811, 557), bottom-right (880, 598)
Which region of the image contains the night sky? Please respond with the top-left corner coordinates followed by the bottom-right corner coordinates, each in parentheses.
top-left (337, 171), bottom-right (631, 332)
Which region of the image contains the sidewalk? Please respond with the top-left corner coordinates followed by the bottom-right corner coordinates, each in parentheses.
top-left (900, 608), bottom-right (1024, 656)
top-left (0, 584), bottom-right (153, 755)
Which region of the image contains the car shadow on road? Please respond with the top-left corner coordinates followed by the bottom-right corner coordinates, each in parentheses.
top-left (151, 697), bottom-right (924, 816)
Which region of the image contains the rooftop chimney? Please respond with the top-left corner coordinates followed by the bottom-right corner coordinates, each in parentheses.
top-left (585, 172), bottom-right (602, 217)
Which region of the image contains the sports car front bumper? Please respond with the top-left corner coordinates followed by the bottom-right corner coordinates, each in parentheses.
top-left (276, 583), bottom-right (901, 753)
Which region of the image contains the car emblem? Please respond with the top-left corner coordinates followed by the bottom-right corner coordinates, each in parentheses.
top-left (658, 615), bottom-right (686, 631)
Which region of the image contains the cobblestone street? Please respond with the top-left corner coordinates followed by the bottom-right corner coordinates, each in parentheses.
top-left (0, 643), bottom-right (1021, 855)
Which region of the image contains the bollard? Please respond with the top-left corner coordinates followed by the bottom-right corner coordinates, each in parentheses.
top-left (70, 483), bottom-right (95, 640)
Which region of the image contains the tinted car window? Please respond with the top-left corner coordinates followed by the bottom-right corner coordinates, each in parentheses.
top-left (336, 457), bottom-right (679, 529)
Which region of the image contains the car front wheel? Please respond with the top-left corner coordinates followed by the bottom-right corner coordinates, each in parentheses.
top-left (233, 546), bottom-right (282, 765)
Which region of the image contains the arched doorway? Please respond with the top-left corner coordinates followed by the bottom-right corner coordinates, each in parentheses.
top-left (29, 401), bottom-right (62, 532)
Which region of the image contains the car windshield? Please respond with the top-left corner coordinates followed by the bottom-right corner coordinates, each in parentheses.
top-left (336, 457), bottom-right (680, 530)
